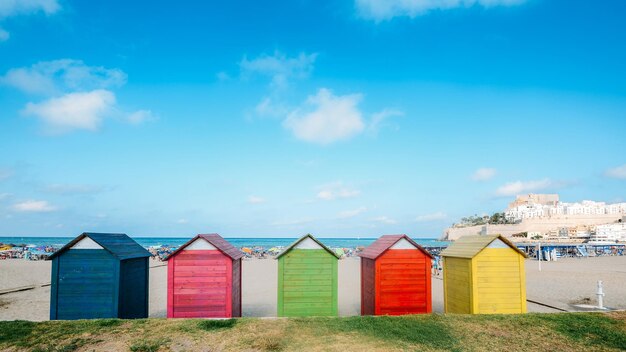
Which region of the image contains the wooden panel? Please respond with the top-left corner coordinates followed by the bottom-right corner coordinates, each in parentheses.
top-left (474, 248), bottom-right (525, 314)
top-left (443, 257), bottom-right (472, 314)
top-left (374, 249), bottom-right (431, 315)
top-left (278, 249), bottom-right (338, 317)
top-left (55, 249), bottom-right (118, 320)
top-left (361, 258), bottom-right (375, 315)
top-left (168, 250), bottom-right (232, 318)
top-left (49, 257), bottom-right (59, 320)
top-left (119, 257), bottom-right (149, 319)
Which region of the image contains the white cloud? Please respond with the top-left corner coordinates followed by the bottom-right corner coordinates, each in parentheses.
top-left (338, 207), bottom-right (367, 219)
top-left (255, 97), bottom-right (288, 117)
top-left (495, 179), bottom-right (553, 197)
top-left (1, 59), bottom-right (127, 95)
top-left (176, 218), bottom-right (189, 224)
top-left (369, 108), bottom-right (403, 133)
top-left (606, 164), bottom-right (626, 179)
top-left (248, 195), bottom-right (266, 204)
top-left (471, 167), bottom-right (496, 181)
top-left (0, 0), bottom-right (60, 18)
top-left (3, 60), bottom-right (152, 133)
top-left (23, 89), bottom-right (116, 133)
top-left (0, 0), bottom-right (61, 42)
top-left (415, 211), bottom-right (447, 222)
top-left (371, 216), bottom-right (397, 224)
top-left (317, 182), bottom-right (361, 201)
top-left (240, 51), bottom-right (317, 89)
top-left (356, 0), bottom-right (526, 21)
top-left (0, 28), bottom-right (9, 41)
top-left (12, 200), bottom-right (57, 212)
top-left (127, 110), bottom-right (154, 125)
top-left (284, 88), bottom-right (365, 144)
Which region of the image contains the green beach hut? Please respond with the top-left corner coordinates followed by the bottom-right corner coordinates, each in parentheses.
top-left (277, 234), bottom-right (340, 317)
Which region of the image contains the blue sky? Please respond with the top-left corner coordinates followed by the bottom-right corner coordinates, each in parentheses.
top-left (1, 0), bottom-right (625, 238)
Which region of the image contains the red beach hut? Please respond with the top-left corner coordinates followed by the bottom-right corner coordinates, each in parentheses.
top-left (359, 234), bottom-right (433, 315)
top-left (165, 234), bottom-right (243, 318)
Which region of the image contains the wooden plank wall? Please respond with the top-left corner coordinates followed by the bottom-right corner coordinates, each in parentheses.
top-left (55, 249), bottom-right (118, 320)
top-left (231, 259), bottom-right (242, 317)
top-left (118, 257), bottom-right (149, 318)
top-left (443, 257), bottom-right (472, 314)
top-left (168, 250), bottom-right (232, 318)
top-left (49, 257), bottom-right (59, 320)
top-left (474, 247), bottom-right (525, 314)
top-left (360, 258), bottom-right (376, 315)
top-left (375, 249), bottom-right (431, 315)
top-left (278, 249), bottom-right (337, 317)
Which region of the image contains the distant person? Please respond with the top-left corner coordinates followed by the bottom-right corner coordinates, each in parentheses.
top-left (433, 256), bottom-right (441, 276)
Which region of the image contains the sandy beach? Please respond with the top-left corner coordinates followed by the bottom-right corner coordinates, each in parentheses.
top-left (1, 256), bottom-right (625, 321)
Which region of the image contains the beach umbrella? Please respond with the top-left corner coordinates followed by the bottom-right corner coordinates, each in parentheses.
top-left (242, 247), bottom-right (252, 254)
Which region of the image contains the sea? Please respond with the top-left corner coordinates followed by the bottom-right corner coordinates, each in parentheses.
top-left (0, 236), bottom-right (450, 249)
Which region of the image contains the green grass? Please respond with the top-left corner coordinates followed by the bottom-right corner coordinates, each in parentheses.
top-left (0, 313), bottom-right (624, 352)
top-left (197, 318), bottom-right (237, 330)
top-left (129, 338), bottom-right (170, 352)
top-left (536, 313), bottom-right (626, 350)
top-left (305, 314), bottom-right (458, 350)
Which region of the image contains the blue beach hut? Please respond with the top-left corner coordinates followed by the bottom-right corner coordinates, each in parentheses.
top-left (48, 232), bottom-right (151, 320)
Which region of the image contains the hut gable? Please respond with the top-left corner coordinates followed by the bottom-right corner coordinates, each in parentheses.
top-left (359, 234), bottom-right (433, 260)
top-left (185, 238), bottom-right (217, 250)
top-left (276, 234), bottom-right (340, 259)
top-left (164, 234), bottom-right (243, 261)
top-left (440, 234), bottom-right (527, 259)
top-left (71, 236), bottom-right (104, 249)
top-left (49, 232), bottom-right (150, 260)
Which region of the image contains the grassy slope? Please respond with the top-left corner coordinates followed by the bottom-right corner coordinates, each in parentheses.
top-left (0, 312), bottom-right (625, 352)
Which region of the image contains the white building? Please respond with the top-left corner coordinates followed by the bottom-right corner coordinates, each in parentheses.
top-left (590, 223), bottom-right (626, 243)
top-left (504, 197), bottom-right (626, 222)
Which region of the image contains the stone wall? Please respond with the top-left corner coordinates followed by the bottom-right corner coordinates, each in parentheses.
top-left (442, 214), bottom-right (624, 241)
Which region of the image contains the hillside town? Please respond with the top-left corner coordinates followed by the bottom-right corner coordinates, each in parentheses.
top-left (505, 194), bottom-right (626, 222)
top-left (444, 194), bottom-right (626, 244)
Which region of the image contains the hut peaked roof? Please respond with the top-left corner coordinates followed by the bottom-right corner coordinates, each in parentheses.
top-left (164, 234), bottom-right (244, 261)
top-left (48, 232), bottom-right (151, 260)
top-left (276, 234), bottom-right (340, 259)
top-left (359, 234), bottom-right (433, 260)
top-left (440, 234), bottom-right (528, 259)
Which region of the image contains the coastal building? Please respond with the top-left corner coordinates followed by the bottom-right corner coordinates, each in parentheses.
top-left (48, 232), bottom-right (151, 320)
top-left (589, 223), bottom-right (626, 244)
top-left (359, 234), bottom-right (433, 315)
top-left (164, 234), bottom-right (243, 318)
top-left (276, 234), bottom-right (340, 317)
top-left (505, 196), bottom-right (626, 223)
top-left (441, 234), bottom-right (527, 314)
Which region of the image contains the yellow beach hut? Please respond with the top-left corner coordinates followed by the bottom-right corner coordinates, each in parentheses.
top-left (441, 234), bottom-right (528, 314)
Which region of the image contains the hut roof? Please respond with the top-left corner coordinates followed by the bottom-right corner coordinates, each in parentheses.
top-left (276, 234), bottom-right (340, 259)
top-left (440, 234), bottom-right (528, 259)
top-left (48, 232), bottom-right (151, 260)
top-left (164, 234), bottom-right (244, 261)
top-left (359, 234), bottom-right (434, 260)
